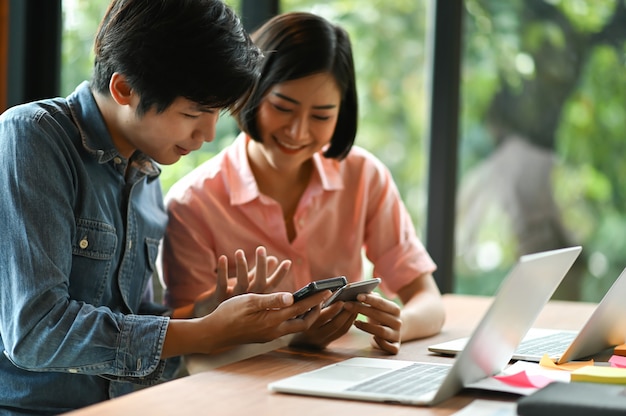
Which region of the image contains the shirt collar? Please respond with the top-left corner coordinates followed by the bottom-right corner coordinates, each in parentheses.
top-left (225, 133), bottom-right (343, 206)
top-left (312, 148), bottom-right (343, 191)
top-left (66, 81), bottom-right (160, 178)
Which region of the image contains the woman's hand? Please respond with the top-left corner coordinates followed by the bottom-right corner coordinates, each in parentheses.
top-left (288, 302), bottom-right (359, 350)
top-left (288, 293), bottom-right (403, 354)
top-left (193, 246), bottom-right (291, 317)
top-left (344, 293), bottom-right (402, 354)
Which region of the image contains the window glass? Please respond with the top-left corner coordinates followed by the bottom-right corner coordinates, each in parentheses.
top-left (457, 0), bottom-right (626, 301)
top-left (60, 0), bottom-right (106, 97)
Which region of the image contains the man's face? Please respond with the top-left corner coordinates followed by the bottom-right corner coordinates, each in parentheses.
top-left (115, 97), bottom-right (220, 165)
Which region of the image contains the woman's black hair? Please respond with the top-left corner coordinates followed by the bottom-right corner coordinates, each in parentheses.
top-left (237, 12), bottom-right (358, 160)
top-left (91, 0), bottom-right (262, 116)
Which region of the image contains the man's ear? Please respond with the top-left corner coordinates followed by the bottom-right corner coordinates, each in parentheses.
top-left (108, 73), bottom-right (134, 106)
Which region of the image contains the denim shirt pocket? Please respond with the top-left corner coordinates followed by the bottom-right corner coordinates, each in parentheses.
top-left (144, 237), bottom-right (159, 274)
top-left (70, 219), bottom-right (117, 304)
top-left (139, 237), bottom-right (161, 304)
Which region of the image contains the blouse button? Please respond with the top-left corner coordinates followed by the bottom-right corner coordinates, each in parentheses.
top-left (79, 238), bottom-right (89, 249)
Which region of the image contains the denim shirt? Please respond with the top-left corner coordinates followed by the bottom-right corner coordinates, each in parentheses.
top-left (0, 82), bottom-right (173, 415)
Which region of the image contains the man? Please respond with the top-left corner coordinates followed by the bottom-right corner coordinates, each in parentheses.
top-left (0, 1), bottom-right (327, 414)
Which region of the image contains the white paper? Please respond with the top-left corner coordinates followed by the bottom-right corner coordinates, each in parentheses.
top-left (452, 399), bottom-right (517, 416)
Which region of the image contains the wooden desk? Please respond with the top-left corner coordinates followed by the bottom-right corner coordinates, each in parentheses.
top-left (63, 294), bottom-right (597, 415)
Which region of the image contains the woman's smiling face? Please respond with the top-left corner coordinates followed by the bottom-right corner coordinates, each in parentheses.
top-left (254, 72), bottom-right (341, 171)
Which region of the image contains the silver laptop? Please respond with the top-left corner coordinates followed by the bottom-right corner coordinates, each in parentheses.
top-left (429, 264), bottom-right (626, 364)
top-left (268, 246), bottom-right (581, 406)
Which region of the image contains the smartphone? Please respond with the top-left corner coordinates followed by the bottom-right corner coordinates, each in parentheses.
top-left (292, 276), bottom-right (347, 302)
top-left (322, 277), bottom-right (381, 308)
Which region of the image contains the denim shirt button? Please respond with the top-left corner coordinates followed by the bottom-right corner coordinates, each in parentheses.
top-left (79, 238), bottom-right (89, 249)
top-left (113, 157), bottom-right (122, 164)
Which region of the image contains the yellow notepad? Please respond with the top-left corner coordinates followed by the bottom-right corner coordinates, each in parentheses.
top-left (571, 366), bottom-right (626, 385)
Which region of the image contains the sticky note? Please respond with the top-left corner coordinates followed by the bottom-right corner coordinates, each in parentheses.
top-left (538, 353), bottom-right (593, 371)
top-left (570, 366), bottom-right (626, 384)
top-left (609, 355), bottom-right (626, 368)
top-left (493, 370), bottom-right (553, 389)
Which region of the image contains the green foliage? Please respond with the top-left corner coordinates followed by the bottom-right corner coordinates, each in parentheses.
top-left (559, 46), bottom-right (626, 211)
top-left (458, 0), bottom-right (626, 301)
top-left (60, 1), bottom-right (108, 96)
top-left (554, 0), bottom-right (618, 33)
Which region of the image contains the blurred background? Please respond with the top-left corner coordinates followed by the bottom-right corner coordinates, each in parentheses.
top-left (4, 0), bottom-right (626, 302)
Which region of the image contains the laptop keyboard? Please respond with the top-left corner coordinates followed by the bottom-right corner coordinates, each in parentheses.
top-left (514, 332), bottom-right (577, 356)
top-left (347, 362), bottom-right (449, 396)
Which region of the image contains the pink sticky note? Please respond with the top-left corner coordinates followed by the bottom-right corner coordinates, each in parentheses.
top-left (494, 370), bottom-right (553, 389)
top-left (609, 355), bottom-right (626, 368)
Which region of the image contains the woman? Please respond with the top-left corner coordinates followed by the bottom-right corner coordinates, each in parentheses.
top-left (160, 12), bottom-right (445, 354)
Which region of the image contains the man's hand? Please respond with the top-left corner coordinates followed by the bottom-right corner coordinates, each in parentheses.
top-left (161, 289), bottom-right (333, 358)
